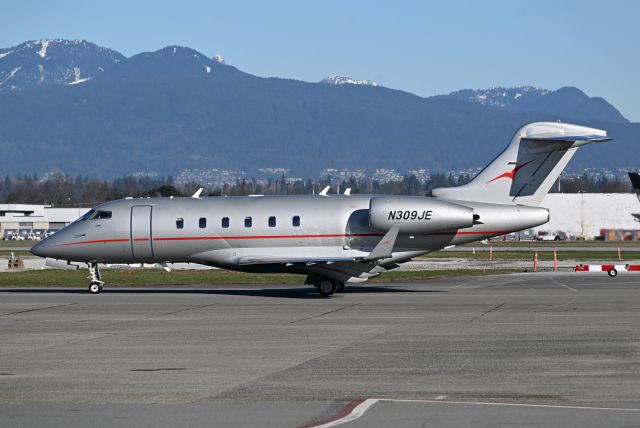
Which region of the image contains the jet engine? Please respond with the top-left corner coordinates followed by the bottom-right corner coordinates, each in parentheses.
top-left (369, 196), bottom-right (475, 234)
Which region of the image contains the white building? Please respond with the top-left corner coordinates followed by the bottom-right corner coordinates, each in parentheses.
top-left (0, 204), bottom-right (89, 240)
top-left (539, 193), bottom-right (639, 239)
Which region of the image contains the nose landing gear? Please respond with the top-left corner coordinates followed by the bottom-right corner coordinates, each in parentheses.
top-left (88, 262), bottom-right (104, 294)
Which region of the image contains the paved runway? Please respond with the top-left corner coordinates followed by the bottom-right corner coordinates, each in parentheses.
top-left (1, 273), bottom-right (639, 427)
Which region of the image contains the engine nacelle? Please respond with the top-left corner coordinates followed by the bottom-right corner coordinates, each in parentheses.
top-left (369, 196), bottom-right (475, 234)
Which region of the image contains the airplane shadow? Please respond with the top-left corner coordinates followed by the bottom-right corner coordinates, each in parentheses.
top-left (0, 285), bottom-right (445, 299)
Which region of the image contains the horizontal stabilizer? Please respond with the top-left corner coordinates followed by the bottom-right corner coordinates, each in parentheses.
top-left (528, 135), bottom-right (612, 143)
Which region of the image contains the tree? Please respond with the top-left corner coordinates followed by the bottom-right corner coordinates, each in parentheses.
top-left (42, 173), bottom-right (76, 206)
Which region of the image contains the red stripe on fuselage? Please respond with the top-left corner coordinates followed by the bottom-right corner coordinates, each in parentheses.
top-left (55, 233), bottom-right (383, 246)
top-left (153, 233), bottom-right (383, 241)
top-left (56, 231), bottom-right (508, 246)
top-left (56, 238), bottom-right (130, 247)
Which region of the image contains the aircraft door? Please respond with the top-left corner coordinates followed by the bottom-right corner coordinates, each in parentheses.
top-left (130, 205), bottom-right (153, 259)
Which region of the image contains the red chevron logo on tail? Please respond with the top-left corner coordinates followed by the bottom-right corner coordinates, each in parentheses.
top-left (486, 160), bottom-right (534, 184)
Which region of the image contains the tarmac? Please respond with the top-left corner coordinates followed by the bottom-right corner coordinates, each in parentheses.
top-left (1, 272), bottom-right (639, 427)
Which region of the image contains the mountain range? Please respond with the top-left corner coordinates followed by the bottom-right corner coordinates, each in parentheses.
top-left (0, 39), bottom-right (636, 178)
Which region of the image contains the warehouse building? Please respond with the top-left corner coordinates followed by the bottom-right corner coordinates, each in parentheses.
top-left (0, 204), bottom-right (89, 240)
top-left (540, 193), bottom-right (640, 239)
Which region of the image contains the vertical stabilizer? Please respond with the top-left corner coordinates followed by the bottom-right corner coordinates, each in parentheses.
top-left (432, 122), bottom-right (611, 206)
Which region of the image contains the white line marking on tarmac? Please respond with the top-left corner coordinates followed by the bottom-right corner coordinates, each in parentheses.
top-left (550, 277), bottom-right (578, 292)
top-left (303, 398), bottom-right (640, 427)
top-left (304, 398), bottom-right (379, 428)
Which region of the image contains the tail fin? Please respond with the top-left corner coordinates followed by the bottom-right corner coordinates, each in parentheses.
top-left (432, 122), bottom-right (611, 206)
top-left (629, 172), bottom-right (640, 192)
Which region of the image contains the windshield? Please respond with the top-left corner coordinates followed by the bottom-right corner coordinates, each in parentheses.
top-left (75, 210), bottom-right (95, 223)
top-left (73, 209), bottom-right (112, 222)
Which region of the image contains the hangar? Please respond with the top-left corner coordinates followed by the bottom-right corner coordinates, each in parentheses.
top-left (539, 193), bottom-right (640, 239)
top-left (0, 204), bottom-right (89, 240)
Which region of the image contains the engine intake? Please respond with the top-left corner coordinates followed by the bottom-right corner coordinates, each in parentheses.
top-left (369, 196), bottom-right (475, 234)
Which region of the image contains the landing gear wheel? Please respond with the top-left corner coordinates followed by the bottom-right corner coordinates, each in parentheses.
top-left (87, 262), bottom-right (104, 294)
top-left (336, 282), bottom-right (345, 293)
top-left (608, 269), bottom-right (618, 277)
top-left (316, 280), bottom-right (338, 296)
top-left (89, 282), bottom-right (101, 294)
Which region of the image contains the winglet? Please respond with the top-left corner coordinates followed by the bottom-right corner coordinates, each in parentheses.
top-left (365, 226), bottom-right (399, 261)
top-left (319, 186), bottom-right (330, 196)
top-left (191, 188), bottom-right (204, 199)
top-left (344, 188), bottom-right (351, 195)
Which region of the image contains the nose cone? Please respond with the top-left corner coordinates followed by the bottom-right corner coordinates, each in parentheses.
top-left (31, 239), bottom-right (51, 258)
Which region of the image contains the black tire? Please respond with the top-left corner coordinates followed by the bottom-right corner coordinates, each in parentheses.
top-left (316, 280), bottom-right (337, 296)
top-left (608, 269), bottom-right (618, 277)
top-left (336, 282), bottom-right (346, 293)
top-left (89, 283), bottom-right (101, 294)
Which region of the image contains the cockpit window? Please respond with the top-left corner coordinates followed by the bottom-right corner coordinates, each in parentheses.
top-left (75, 210), bottom-right (95, 222)
top-left (91, 210), bottom-right (112, 220)
top-left (75, 209), bottom-right (113, 222)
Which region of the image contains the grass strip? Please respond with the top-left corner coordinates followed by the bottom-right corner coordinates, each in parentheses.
top-left (0, 268), bottom-right (524, 288)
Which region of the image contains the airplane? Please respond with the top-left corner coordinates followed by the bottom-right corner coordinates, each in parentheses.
top-left (628, 172), bottom-right (640, 221)
top-left (31, 122), bottom-right (611, 296)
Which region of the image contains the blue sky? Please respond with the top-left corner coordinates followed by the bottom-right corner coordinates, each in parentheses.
top-left (2, 0), bottom-right (639, 120)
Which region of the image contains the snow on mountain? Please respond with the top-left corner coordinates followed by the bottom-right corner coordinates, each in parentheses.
top-left (320, 75), bottom-right (379, 87)
top-left (213, 54), bottom-right (225, 64)
top-left (447, 86), bottom-right (550, 108)
top-left (37, 39), bottom-right (50, 58)
top-left (0, 39), bottom-right (124, 92)
top-left (443, 85), bottom-right (629, 123)
top-left (95, 45), bottom-right (239, 82)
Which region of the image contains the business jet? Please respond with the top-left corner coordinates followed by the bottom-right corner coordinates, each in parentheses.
top-left (32, 122), bottom-right (610, 295)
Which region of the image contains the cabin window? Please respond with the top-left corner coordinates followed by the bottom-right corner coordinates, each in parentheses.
top-left (199, 217), bottom-right (207, 228)
top-left (222, 217), bottom-right (229, 228)
top-left (292, 215), bottom-right (300, 227)
top-left (176, 218), bottom-right (184, 229)
top-left (268, 216), bottom-right (276, 227)
top-left (244, 217), bottom-right (252, 228)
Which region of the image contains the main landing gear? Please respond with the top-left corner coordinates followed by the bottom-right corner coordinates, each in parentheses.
top-left (88, 262), bottom-right (104, 294)
top-left (314, 279), bottom-right (346, 296)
